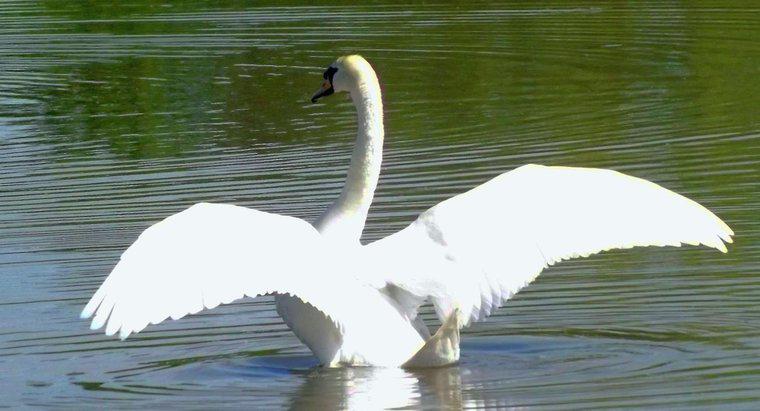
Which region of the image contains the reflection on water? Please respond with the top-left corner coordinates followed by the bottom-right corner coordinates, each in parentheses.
top-left (291, 362), bottom-right (490, 410)
top-left (292, 367), bottom-right (425, 410)
top-left (1, 0), bottom-right (759, 408)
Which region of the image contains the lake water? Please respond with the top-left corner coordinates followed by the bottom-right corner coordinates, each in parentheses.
top-left (1, 1), bottom-right (759, 409)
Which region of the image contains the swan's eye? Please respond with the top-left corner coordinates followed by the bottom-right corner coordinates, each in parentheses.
top-left (323, 66), bottom-right (338, 84)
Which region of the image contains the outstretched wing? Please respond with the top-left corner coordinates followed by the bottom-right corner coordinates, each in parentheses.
top-left (81, 202), bottom-right (362, 339)
top-left (366, 164), bottom-right (734, 326)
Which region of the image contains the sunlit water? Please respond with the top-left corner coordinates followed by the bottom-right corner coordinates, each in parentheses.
top-left (1, 1), bottom-right (759, 408)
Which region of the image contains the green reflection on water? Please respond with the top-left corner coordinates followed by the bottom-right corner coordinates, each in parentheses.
top-left (3, 1), bottom-right (752, 160)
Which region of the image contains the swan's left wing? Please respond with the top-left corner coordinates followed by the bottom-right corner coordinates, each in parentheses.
top-left (366, 164), bottom-right (734, 326)
top-left (81, 202), bottom-right (366, 340)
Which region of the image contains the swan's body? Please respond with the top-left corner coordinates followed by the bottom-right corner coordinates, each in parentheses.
top-left (81, 55), bottom-right (733, 368)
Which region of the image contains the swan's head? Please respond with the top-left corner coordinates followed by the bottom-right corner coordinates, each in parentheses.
top-left (311, 55), bottom-right (374, 103)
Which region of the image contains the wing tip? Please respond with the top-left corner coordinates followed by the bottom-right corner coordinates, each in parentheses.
top-left (706, 232), bottom-right (731, 254)
top-left (719, 227), bottom-right (734, 244)
top-left (105, 320), bottom-right (120, 337)
top-left (715, 221), bottom-right (734, 253)
top-left (81, 287), bottom-right (107, 320)
top-left (119, 328), bottom-right (131, 340)
top-left (80, 308), bottom-right (94, 320)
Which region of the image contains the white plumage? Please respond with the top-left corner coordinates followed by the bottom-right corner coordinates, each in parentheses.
top-left (82, 55), bottom-right (733, 368)
top-left (364, 164), bottom-right (733, 327)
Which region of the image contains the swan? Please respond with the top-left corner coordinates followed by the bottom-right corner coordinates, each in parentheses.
top-left (81, 55), bottom-right (734, 368)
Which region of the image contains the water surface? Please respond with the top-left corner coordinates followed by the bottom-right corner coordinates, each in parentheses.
top-left (1, 1), bottom-right (759, 409)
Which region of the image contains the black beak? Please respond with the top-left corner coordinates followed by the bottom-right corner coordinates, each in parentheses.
top-left (311, 85), bottom-right (334, 103)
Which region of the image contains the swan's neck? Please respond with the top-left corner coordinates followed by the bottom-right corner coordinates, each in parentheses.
top-left (315, 71), bottom-right (384, 243)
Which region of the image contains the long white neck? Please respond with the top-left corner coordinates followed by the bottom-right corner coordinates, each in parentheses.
top-left (314, 68), bottom-right (384, 244)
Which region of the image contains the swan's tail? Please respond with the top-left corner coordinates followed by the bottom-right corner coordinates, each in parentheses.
top-left (402, 309), bottom-right (461, 368)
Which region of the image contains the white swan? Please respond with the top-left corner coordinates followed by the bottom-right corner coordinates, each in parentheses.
top-left (81, 55), bottom-right (734, 368)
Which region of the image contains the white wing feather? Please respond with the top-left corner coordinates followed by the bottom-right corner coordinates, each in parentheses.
top-left (367, 164), bottom-right (734, 325)
top-left (81, 202), bottom-right (364, 340)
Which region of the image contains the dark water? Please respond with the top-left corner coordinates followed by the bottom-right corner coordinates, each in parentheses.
top-left (2, 1), bottom-right (759, 408)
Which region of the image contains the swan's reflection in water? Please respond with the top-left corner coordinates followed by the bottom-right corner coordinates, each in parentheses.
top-left (283, 336), bottom-right (634, 409)
top-left (288, 364), bottom-right (466, 410)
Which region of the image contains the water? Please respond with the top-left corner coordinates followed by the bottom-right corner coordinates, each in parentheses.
top-left (1, 1), bottom-right (759, 408)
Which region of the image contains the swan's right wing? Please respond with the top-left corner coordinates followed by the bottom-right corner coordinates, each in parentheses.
top-left (81, 202), bottom-right (364, 339)
top-left (366, 164), bottom-right (733, 326)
